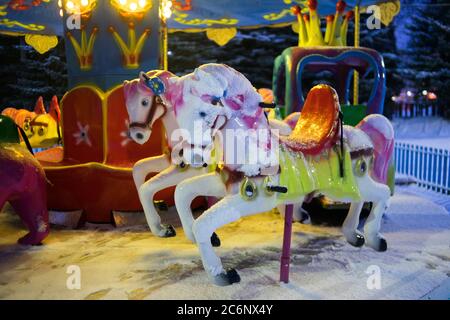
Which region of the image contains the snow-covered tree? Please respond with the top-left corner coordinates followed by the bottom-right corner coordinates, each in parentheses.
top-left (0, 35), bottom-right (67, 111)
top-left (400, 0), bottom-right (450, 118)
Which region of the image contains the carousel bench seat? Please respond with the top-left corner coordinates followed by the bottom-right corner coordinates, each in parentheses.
top-left (39, 85), bottom-right (173, 223)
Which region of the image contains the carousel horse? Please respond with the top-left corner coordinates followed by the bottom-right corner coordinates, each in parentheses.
top-left (170, 67), bottom-right (394, 285)
top-left (123, 68), bottom-right (226, 243)
top-left (2, 96), bottom-right (61, 148)
top-left (0, 115), bottom-right (50, 245)
top-left (123, 64), bottom-right (287, 244)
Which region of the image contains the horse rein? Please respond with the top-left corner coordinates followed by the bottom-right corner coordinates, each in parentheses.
top-left (129, 94), bottom-right (167, 130)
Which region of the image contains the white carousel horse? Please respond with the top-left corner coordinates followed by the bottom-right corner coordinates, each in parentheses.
top-left (123, 69), bottom-right (224, 244)
top-left (170, 68), bottom-right (394, 285)
top-left (123, 65), bottom-right (282, 243)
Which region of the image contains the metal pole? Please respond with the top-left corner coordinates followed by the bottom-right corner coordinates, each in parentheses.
top-left (353, 4), bottom-right (360, 105)
top-left (280, 204), bottom-right (294, 283)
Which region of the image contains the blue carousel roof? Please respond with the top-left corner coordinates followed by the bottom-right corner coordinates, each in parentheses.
top-left (0, 0), bottom-right (396, 35)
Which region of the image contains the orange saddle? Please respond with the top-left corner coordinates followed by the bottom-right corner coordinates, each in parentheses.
top-left (282, 84), bottom-right (341, 155)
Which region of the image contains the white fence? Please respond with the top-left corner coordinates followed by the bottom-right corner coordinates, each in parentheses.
top-left (395, 142), bottom-right (450, 194)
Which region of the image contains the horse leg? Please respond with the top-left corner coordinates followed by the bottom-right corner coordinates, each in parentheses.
top-left (342, 202), bottom-right (365, 247)
top-left (10, 189), bottom-right (49, 245)
top-left (192, 192), bottom-right (277, 286)
top-left (132, 155), bottom-right (170, 189)
top-left (139, 165), bottom-right (207, 237)
top-left (358, 176), bottom-right (391, 252)
top-left (174, 172), bottom-right (226, 245)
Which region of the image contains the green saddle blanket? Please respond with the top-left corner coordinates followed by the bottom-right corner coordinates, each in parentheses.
top-left (278, 146), bottom-right (361, 202)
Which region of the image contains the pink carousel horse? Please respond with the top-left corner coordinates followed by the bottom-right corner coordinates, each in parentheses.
top-left (123, 68), bottom-right (226, 244)
top-left (169, 65), bottom-right (394, 285)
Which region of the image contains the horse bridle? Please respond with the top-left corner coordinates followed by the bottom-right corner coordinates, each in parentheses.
top-left (128, 94), bottom-right (167, 130)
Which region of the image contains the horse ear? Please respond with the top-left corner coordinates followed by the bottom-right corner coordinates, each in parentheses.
top-left (34, 96), bottom-right (46, 114)
top-left (49, 95), bottom-right (61, 121)
top-left (139, 71), bottom-right (149, 82)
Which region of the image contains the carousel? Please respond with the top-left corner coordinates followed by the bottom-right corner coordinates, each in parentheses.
top-left (3, 0), bottom-right (434, 295)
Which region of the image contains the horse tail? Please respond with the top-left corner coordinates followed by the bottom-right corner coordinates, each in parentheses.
top-left (356, 114), bottom-right (394, 185)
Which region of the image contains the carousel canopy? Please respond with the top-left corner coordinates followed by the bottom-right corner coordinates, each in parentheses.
top-left (0, 0), bottom-right (400, 36)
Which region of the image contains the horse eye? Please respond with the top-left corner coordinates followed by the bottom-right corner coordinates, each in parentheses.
top-left (199, 111), bottom-right (207, 118)
top-left (38, 127), bottom-right (44, 136)
top-left (141, 99), bottom-right (149, 106)
top-left (211, 97), bottom-right (221, 106)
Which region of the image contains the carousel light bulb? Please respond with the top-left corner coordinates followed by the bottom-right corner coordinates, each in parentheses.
top-left (59, 8), bottom-right (63, 16)
top-left (406, 90), bottom-right (413, 97)
top-left (58, 0), bottom-right (62, 8)
top-left (66, 1), bottom-right (74, 10)
top-left (129, 2), bottom-right (137, 11)
top-left (422, 90), bottom-right (428, 96)
top-left (81, 0), bottom-right (89, 7)
top-left (163, 7), bottom-right (172, 18)
top-left (119, 0), bottom-right (127, 5)
top-left (138, 0), bottom-right (146, 8)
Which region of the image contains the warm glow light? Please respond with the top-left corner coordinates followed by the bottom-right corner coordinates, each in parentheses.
top-left (111, 0), bottom-right (152, 17)
top-left (427, 92), bottom-right (437, 100)
top-left (391, 96), bottom-right (396, 102)
top-left (422, 90), bottom-right (428, 96)
top-left (58, 0), bottom-right (62, 8)
top-left (59, 8), bottom-right (63, 16)
top-left (65, 0), bottom-right (96, 15)
top-left (160, 0), bottom-right (172, 19)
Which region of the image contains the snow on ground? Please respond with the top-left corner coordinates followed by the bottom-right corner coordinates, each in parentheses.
top-left (397, 184), bottom-right (450, 212)
top-left (393, 117), bottom-right (450, 150)
top-left (392, 117), bottom-right (450, 140)
top-left (396, 138), bottom-right (450, 150)
top-left (0, 191), bottom-right (449, 300)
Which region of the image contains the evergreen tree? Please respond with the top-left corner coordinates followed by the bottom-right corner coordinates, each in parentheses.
top-left (0, 35), bottom-right (68, 112)
top-left (401, 0), bottom-right (450, 118)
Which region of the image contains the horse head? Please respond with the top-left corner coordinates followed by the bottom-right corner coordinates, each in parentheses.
top-left (123, 70), bottom-right (177, 145)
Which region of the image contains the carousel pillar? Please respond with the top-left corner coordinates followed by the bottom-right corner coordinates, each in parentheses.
top-left (62, 0), bottom-right (161, 91)
top-left (353, 4), bottom-right (360, 105)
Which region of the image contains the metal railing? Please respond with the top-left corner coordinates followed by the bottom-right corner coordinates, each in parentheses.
top-left (395, 142), bottom-right (450, 194)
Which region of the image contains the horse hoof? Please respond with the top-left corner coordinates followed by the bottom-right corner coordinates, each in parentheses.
top-left (161, 224), bottom-right (176, 237)
top-left (210, 232), bottom-right (221, 247)
top-left (352, 234), bottom-right (365, 247)
top-left (368, 237), bottom-right (387, 252)
top-left (376, 238), bottom-right (388, 252)
top-left (18, 231), bottom-right (49, 246)
top-left (212, 268), bottom-right (241, 286)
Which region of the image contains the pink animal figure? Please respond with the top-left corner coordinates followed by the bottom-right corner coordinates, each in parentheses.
top-left (0, 115), bottom-right (49, 245)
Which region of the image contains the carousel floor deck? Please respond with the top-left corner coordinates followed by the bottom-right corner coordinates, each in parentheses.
top-left (0, 191), bottom-right (449, 300)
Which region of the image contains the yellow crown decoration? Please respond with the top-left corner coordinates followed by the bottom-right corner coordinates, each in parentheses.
top-left (292, 0), bottom-right (354, 47)
top-left (67, 26), bottom-right (99, 70)
top-left (108, 22), bottom-right (151, 69)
